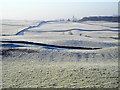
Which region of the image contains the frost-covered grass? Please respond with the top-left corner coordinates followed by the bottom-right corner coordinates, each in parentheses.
top-left (2, 61), bottom-right (118, 88)
top-left (1, 21), bottom-right (118, 50)
top-left (1, 20), bottom-right (119, 88)
top-left (2, 46), bottom-right (118, 88)
top-left (1, 19), bottom-right (40, 35)
top-left (2, 47), bottom-right (118, 62)
top-left (1, 34), bottom-right (118, 50)
top-left (1, 21), bottom-right (118, 49)
top-left (82, 21), bottom-right (119, 28)
top-left (31, 21), bottom-right (117, 31)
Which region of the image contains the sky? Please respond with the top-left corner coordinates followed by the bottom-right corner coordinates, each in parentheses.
top-left (0, 0), bottom-right (119, 20)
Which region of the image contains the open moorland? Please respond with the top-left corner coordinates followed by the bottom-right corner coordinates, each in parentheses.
top-left (1, 19), bottom-right (119, 88)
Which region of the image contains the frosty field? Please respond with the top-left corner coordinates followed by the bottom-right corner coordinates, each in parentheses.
top-left (1, 20), bottom-right (40, 36)
top-left (1, 20), bottom-right (119, 88)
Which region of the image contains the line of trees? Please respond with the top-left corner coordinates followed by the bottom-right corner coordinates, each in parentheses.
top-left (79, 16), bottom-right (120, 22)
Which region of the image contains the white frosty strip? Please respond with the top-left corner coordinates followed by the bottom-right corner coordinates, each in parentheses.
top-left (1, 20), bottom-right (40, 35)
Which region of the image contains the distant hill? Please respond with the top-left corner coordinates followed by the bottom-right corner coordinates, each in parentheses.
top-left (79, 16), bottom-right (120, 22)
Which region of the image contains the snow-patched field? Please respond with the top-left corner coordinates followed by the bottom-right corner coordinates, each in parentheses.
top-left (1, 20), bottom-right (119, 88)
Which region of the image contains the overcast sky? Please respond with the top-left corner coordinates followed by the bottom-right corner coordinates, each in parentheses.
top-left (1, 0), bottom-right (119, 20)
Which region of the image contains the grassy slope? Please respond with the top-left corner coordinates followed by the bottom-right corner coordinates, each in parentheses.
top-left (2, 61), bottom-right (118, 88)
top-left (2, 47), bottom-right (118, 88)
top-left (1, 20), bottom-right (119, 88)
